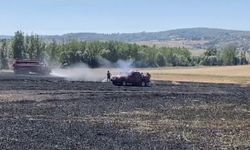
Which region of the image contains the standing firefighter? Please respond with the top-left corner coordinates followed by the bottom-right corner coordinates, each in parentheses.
top-left (107, 70), bottom-right (111, 82)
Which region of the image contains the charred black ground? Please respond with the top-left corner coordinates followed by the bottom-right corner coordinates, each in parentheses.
top-left (0, 74), bottom-right (249, 149)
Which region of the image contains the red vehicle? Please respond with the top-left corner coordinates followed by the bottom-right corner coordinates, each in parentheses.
top-left (111, 71), bottom-right (151, 86)
top-left (13, 60), bottom-right (51, 75)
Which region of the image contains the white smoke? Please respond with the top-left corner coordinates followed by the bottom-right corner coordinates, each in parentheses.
top-left (50, 59), bottom-right (135, 81)
top-left (116, 59), bottom-right (134, 75)
top-left (96, 56), bottom-right (113, 68)
top-left (50, 63), bottom-right (106, 81)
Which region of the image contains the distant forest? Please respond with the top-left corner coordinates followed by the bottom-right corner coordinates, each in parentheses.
top-left (0, 31), bottom-right (249, 69)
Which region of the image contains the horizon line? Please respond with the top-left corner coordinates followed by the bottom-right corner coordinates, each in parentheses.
top-left (1, 27), bottom-right (250, 37)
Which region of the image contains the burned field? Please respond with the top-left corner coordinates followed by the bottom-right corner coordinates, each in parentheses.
top-left (0, 74), bottom-right (249, 149)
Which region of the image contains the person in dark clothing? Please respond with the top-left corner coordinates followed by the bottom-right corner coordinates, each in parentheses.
top-left (107, 70), bottom-right (111, 82)
top-left (146, 72), bottom-right (151, 78)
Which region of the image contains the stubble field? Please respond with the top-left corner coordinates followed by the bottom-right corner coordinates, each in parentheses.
top-left (141, 65), bottom-right (250, 84)
top-left (0, 73), bottom-right (249, 149)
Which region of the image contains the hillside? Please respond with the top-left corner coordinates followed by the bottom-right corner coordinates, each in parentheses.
top-left (1, 28), bottom-right (250, 50)
top-left (58, 28), bottom-right (250, 49)
top-left (0, 35), bottom-right (11, 40)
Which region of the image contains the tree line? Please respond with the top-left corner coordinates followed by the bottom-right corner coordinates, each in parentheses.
top-left (0, 31), bottom-right (249, 69)
top-left (199, 46), bottom-right (248, 66)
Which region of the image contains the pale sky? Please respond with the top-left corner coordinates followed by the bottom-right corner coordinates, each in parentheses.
top-left (0, 0), bottom-right (249, 35)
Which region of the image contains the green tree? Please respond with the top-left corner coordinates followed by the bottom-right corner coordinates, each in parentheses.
top-left (204, 48), bottom-right (217, 56)
top-left (156, 52), bottom-right (166, 66)
top-left (0, 40), bottom-right (9, 69)
top-left (34, 35), bottom-right (45, 61)
top-left (47, 39), bottom-right (58, 65)
top-left (239, 50), bottom-right (248, 65)
top-left (27, 35), bottom-right (35, 59)
top-left (221, 46), bottom-right (238, 65)
top-left (12, 31), bottom-right (25, 59)
top-left (207, 56), bottom-right (218, 66)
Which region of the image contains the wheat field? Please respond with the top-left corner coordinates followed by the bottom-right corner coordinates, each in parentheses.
top-left (140, 65), bottom-right (250, 84)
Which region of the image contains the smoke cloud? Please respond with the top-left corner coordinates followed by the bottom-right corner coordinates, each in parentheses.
top-left (50, 59), bottom-right (135, 81)
top-left (116, 59), bottom-right (134, 74)
top-left (50, 63), bottom-right (106, 81)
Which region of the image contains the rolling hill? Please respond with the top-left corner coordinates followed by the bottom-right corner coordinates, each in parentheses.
top-left (1, 28), bottom-right (250, 50)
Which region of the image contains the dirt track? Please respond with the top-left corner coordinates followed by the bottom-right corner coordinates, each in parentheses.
top-left (0, 74), bottom-right (249, 149)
